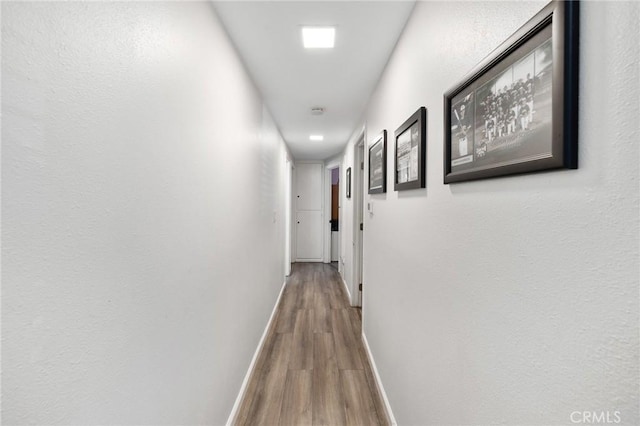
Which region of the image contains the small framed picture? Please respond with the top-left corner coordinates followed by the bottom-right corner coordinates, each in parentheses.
top-left (443, 0), bottom-right (579, 183)
top-left (346, 167), bottom-right (351, 199)
top-left (395, 107), bottom-right (426, 191)
top-left (368, 130), bottom-right (387, 194)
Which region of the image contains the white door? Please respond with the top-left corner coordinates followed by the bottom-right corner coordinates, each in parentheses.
top-left (285, 160), bottom-right (293, 276)
top-left (296, 211), bottom-right (323, 259)
top-left (356, 142), bottom-right (364, 307)
top-left (295, 163), bottom-right (323, 261)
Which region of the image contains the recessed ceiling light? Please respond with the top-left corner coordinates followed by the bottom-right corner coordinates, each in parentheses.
top-left (309, 135), bottom-right (324, 141)
top-left (302, 27), bottom-right (335, 49)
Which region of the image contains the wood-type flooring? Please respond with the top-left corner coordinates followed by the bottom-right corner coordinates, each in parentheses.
top-left (234, 263), bottom-right (389, 426)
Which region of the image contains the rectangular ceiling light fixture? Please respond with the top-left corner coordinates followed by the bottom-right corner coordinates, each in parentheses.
top-left (309, 135), bottom-right (324, 141)
top-left (302, 27), bottom-right (335, 49)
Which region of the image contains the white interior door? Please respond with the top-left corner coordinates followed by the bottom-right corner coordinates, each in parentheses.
top-left (353, 139), bottom-right (365, 307)
top-left (296, 211), bottom-right (323, 259)
top-left (285, 160), bottom-right (292, 276)
top-left (295, 163), bottom-right (323, 261)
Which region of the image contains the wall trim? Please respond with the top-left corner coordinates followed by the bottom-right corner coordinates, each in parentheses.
top-left (226, 280), bottom-right (287, 426)
top-left (340, 276), bottom-right (352, 304)
top-left (362, 332), bottom-right (397, 426)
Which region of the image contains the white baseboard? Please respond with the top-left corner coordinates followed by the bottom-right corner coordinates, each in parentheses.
top-left (340, 276), bottom-right (351, 302)
top-left (362, 332), bottom-right (397, 426)
top-left (226, 280), bottom-right (287, 426)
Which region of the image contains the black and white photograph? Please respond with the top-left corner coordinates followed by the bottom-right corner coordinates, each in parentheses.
top-left (395, 107), bottom-right (426, 191)
top-left (448, 29), bottom-right (553, 175)
top-left (368, 130), bottom-right (387, 194)
top-left (444, 0), bottom-right (578, 183)
top-left (396, 123), bottom-right (418, 184)
top-left (450, 93), bottom-right (474, 166)
top-left (471, 38), bottom-right (552, 168)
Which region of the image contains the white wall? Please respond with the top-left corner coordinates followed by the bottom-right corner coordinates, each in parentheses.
top-left (2, 2), bottom-right (291, 424)
top-left (343, 1), bottom-right (640, 424)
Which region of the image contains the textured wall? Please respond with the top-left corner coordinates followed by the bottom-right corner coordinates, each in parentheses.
top-left (359, 1), bottom-right (639, 425)
top-left (2, 2), bottom-right (289, 424)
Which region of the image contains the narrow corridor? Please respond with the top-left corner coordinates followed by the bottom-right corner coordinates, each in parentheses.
top-left (234, 263), bottom-right (388, 426)
top-left (4, 2), bottom-right (638, 424)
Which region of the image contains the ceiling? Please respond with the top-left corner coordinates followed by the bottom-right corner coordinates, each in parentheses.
top-left (213, 1), bottom-right (415, 161)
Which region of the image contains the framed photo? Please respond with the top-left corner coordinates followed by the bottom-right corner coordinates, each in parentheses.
top-left (368, 130), bottom-right (387, 194)
top-left (346, 167), bottom-right (351, 199)
top-left (443, 0), bottom-right (579, 183)
top-left (395, 107), bottom-right (426, 191)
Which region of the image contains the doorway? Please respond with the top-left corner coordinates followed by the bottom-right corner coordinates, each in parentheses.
top-left (353, 137), bottom-right (365, 307)
top-left (329, 166), bottom-right (340, 269)
top-left (285, 159), bottom-right (293, 276)
top-left (323, 160), bottom-right (341, 266)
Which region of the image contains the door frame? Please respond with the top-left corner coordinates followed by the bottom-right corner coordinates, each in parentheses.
top-left (352, 132), bottom-right (366, 307)
top-left (285, 158), bottom-right (293, 276)
top-left (323, 159), bottom-right (341, 264)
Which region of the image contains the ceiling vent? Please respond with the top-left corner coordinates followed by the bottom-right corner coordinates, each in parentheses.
top-left (311, 107), bottom-right (325, 116)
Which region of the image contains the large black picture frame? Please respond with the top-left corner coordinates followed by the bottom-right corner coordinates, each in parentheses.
top-left (394, 107), bottom-right (426, 191)
top-left (368, 130), bottom-right (387, 194)
top-left (443, 0), bottom-right (579, 183)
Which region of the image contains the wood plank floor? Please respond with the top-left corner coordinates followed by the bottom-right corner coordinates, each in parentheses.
top-left (234, 263), bottom-right (389, 426)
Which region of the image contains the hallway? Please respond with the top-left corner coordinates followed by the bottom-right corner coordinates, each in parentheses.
top-left (3, 1), bottom-right (639, 424)
top-left (234, 263), bottom-right (388, 426)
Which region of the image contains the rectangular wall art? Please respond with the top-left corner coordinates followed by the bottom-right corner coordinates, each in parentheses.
top-left (369, 130), bottom-right (387, 194)
top-left (395, 107), bottom-right (427, 191)
top-left (443, 0), bottom-right (579, 183)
